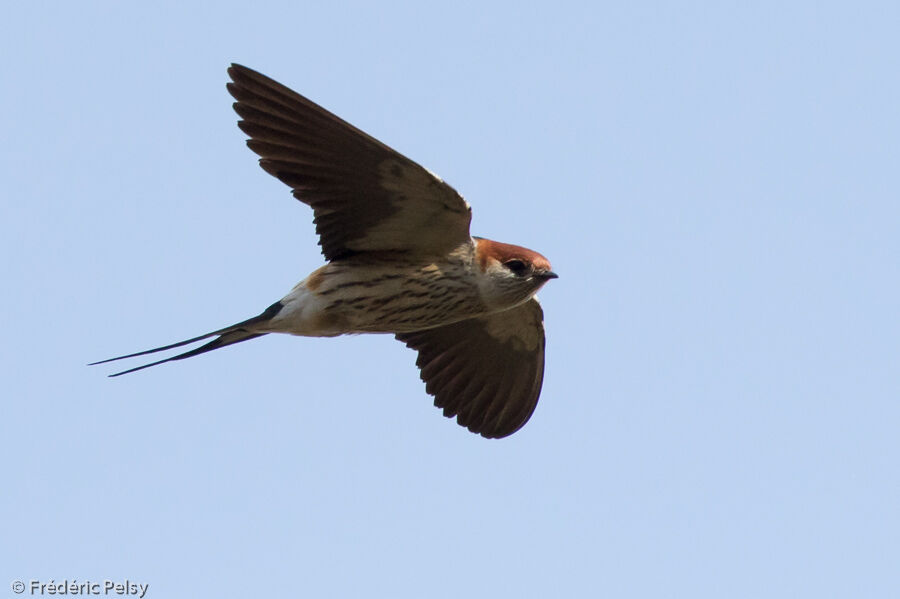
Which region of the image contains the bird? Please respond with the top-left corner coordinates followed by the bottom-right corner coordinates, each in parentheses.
top-left (92, 64), bottom-right (557, 439)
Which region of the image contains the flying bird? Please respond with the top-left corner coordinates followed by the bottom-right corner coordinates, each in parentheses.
top-left (93, 64), bottom-right (557, 438)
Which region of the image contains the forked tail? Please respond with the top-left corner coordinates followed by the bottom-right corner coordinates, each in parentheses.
top-left (90, 301), bottom-right (283, 377)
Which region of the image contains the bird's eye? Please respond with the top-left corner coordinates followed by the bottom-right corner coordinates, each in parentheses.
top-left (503, 259), bottom-right (530, 277)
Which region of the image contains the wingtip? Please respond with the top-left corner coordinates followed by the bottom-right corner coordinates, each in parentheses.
top-left (227, 64), bottom-right (251, 85)
top-left (227, 63), bottom-right (266, 85)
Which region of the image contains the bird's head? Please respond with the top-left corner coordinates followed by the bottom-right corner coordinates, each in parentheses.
top-left (474, 237), bottom-right (558, 310)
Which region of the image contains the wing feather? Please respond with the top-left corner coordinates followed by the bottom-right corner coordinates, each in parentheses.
top-left (396, 299), bottom-right (547, 439)
top-left (227, 64), bottom-right (472, 261)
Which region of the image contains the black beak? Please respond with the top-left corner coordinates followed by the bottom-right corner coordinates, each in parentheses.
top-left (536, 270), bottom-right (559, 280)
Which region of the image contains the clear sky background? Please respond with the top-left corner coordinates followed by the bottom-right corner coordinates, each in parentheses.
top-left (2, 2), bottom-right (898, 597)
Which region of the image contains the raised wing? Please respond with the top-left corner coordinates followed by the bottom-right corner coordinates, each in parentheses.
top-left (396, 299), bottom-right (546, 439)
top-left (226, 64), bottom-right (472, 261)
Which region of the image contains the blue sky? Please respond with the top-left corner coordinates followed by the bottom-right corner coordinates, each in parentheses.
top-left (2, 1), bottom-right (898, 597)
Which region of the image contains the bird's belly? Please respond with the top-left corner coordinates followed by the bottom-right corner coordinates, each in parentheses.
top-left (330, 280), bottom-right (486, 334)
top-left (279, 261), bottom-right (486, 335)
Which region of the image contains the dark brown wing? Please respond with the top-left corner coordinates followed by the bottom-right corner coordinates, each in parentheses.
top-left (396, 299), bottom-right (546, 439)
top-left (226, 64), bottom-right (472, 261)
